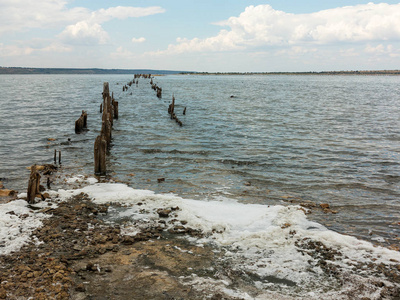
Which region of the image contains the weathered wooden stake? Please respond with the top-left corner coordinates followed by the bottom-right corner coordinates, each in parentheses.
top-left (103, 82), bottom-right (110, 100)
top-left (101, 120), bottom-right (112, 147)
top-left (54, 149), bottom-right (57, 164)
top-left (103, 95), bottom-right (113, 127)
top-left (183, 107), bottom-right (186, 115)
top-left (75, 111), bottom-right (88, 133)
top-left (113, 101), bottom-right (119, 119)
top-left (169, 95), bottom-right (175, 118)
top-left (82, 110), bottom-right (87, 128)
top-left (59, 151), bottom-right (62, 164)
top-left (100, 103), bottom-right (102, 113)
top-left (94, 135), bottom-right (107, 175)
top-left (27, 165), bottom-right (41, 204)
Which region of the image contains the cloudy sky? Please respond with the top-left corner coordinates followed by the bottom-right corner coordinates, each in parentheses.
top-left (1, 0), bottom-right (400, 72)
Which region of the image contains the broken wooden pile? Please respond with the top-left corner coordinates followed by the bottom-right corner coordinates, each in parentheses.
top-left (94, 82), bottom-right (118, 175)
top-left (168, 95), bottom-right (183, 127)
top-left (149, 78), bottom-right (186, 127)
top-left (75, 110), bottom-right (87, 133)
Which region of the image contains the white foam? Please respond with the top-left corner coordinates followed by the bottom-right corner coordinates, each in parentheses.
top-left (54, 182), bottom-right (400, 297)
top-left (0, 199), bottom-right (54, 255)
top-left (65, 175), bottom-right (98, 185)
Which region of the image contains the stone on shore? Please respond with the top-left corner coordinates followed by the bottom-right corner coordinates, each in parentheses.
top-left (0, 189), bottom-right (16, 197)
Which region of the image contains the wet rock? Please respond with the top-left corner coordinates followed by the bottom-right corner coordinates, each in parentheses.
top-left (157, 208), bottom-right (171, 218)
top-left (0, 287), bottom-right (6, 299)
top-left (300, 201), bottom-right (317, 208)
top-left (121, 236), bottom-right (135, 245)
top-left (75, 283), bottom-right (85, 292)
top-left (86, 263), bottom-right (96, 272)
top-left (320, 203), bottom-right (330, 209)
top-left (0, 189), bottom-right (16, 197)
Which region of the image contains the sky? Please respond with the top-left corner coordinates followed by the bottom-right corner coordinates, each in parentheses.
top-left (1, 0), bottom-right (400, 72)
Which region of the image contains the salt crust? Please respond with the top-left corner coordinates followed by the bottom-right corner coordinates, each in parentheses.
top-left (3, 181), bottom-right (399, 298)
top-left (54, 182), bottom-right (400, 296)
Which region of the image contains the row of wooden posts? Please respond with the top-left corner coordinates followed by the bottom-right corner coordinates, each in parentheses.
top-left (27, 75), bottom-right (187, 203)
top-left (168, 95), bottom-right (183, 126)
top-left (135, 74), bottom-right (151, 79)
top-left (94, 82), bottom-right (118, 175)
top-left (122, 79), bottom-right (138, 91)
top-left (123, 74), bottom-right (152, 92)
top-left (27, 82), bottom-right (118, 202)
top-left (150, 79), bottom-right (163, 99)
top-left (149, 79), bottom-right (186, 126)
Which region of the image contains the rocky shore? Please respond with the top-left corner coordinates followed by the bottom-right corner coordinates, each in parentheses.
top-left (1, 173), bottom-right (400, 299)
top-left (0, 191), bottom-right (245, 299)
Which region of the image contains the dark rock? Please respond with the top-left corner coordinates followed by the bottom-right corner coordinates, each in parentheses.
top-left (157, 209), bottom-right (171, 218)
top-left (75, 283), bottom-right (85, 292)
top-left (86, 263), bottom-right (94, 271)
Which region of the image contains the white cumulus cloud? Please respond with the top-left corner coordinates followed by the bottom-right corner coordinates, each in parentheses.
top-left (0, 43), bottom-right (34, 57)
top-left (59, 6), bottom-right (164, 46)
top-left (132, 37), bottom-right (146, 43)
top-left (0, 0), bottom-right (89, 35)
top-left (365, 44), bottom-right (400, 57)
top-left (0, 1), bottom-right (165, 48)
top-left (58, 21), bottom-right (109, 45)
top-left (156, 3), bottom-right (400, 55)
top-left (91, 6), bottom-right (165, 23)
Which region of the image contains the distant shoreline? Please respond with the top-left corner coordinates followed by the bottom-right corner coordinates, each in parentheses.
top-left (0, 67), bottom-right (188, 75)
top-left (0, 67), bottom-right (399, 75)
top-left (189, 70), bottom-right (400, 76)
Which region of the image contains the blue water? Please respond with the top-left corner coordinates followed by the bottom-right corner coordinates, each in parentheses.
top-left (1, 74), bottom-right (400, 245)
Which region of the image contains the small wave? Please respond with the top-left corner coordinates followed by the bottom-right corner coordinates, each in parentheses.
top-left (140, 148), bottom-right (212, 156)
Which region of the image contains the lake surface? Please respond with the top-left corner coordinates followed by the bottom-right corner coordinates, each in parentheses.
top-left (1, 73), bottom-right (400, 246)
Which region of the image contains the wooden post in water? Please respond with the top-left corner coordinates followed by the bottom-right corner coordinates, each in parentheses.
top-left (59, 151), bottom-right (62, 164)
top-left (167, 94), bottom-right (183, 126)
top-left (103, 95), bottom-right (113, 127)
top-left (27, 165), bottom-right (41, 204)
top-left (54, 149), bottom-right (57, 164)
top-left (82, 110), bottom-right (87, 128)
top-left (168, 95), bottom-right (175, 118)
top-left (103, 82), bottom-right (110, 100)
top-left (94, 82), bottom-right (118, 175)
top-left (113, 101), bottom-right (119, 119)
top-left (101, 120), bottom-right (112, 147)
top-left (94, 135), bottom-right (107, 175)
top-left (100, 103), bottom-right (102, 113)
top-left (156, 87), bottom-right (162, 98)
top-left (75, 111), bottom-right (87, 133)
